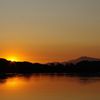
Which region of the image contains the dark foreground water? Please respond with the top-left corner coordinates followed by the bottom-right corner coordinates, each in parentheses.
top-left (0, 74), bottom-right (100, 100)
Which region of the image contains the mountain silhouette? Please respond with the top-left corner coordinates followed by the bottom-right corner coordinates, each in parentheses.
top-left (67, 56), bottom-right (100, 64)
top-left (0, 56), bottom-right (100, 77)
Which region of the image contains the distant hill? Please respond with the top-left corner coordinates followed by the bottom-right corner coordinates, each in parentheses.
top-left (67, 56), bottom-right (100, 64)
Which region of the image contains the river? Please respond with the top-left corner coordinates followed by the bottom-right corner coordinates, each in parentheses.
top-left (0, 74), bottom-right (100, 100)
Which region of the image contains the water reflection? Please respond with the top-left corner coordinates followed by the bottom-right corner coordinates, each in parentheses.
top-left (0, 74), bottom-right (100, 100)
top-left (0, 73), bottom-right (100, 85)
top-left (4, 77), bottom-right (25, 89)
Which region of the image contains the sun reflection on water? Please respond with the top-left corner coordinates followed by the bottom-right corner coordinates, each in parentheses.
top-left (2, 77), bottom-right (27, 91)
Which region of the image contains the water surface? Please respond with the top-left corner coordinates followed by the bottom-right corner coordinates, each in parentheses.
top-left (0, 74), bottom-right (100, 100)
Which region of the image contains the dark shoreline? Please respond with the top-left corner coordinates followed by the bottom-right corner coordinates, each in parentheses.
top-left (0, 58), bottom-right (100, 78)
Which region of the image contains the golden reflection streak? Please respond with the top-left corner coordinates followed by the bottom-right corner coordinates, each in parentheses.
top-left (3, 77), bottom-right (27, 90)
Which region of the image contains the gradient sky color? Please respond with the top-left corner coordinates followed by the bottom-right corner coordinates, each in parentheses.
top-left (0, 0), bottom-right (100, 63)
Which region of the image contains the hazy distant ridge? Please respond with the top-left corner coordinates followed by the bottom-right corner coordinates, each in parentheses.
top-left (67, 56), bottom-right (100, 64)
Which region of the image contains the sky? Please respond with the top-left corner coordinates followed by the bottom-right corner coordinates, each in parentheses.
top-left (0, 0), bottom-right (100, 63)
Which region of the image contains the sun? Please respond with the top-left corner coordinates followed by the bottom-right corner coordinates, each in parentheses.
top-left (7, 56), bottom-right (18, 62)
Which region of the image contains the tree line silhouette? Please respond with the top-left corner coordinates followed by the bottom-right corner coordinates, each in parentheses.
top-left (0, 58), bottom-right (100, 77)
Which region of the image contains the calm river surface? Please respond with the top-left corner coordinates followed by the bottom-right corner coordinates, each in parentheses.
top-left (0, 74), bottom-right (100, 100)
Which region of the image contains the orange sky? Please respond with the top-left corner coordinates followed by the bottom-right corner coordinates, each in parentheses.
top-left (0, 0), bottom-right (100, 63)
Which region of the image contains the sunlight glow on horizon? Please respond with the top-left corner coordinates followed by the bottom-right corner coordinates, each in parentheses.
top-left (6, 56), bottom-right (20, 62)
